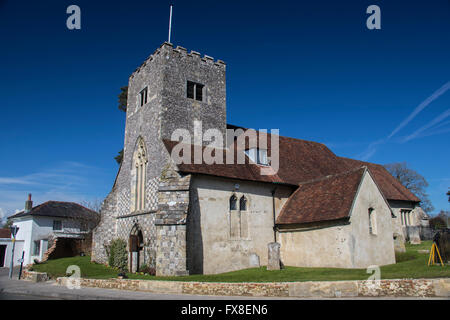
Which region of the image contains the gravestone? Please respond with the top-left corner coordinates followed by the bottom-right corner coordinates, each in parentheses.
top-left (393, 233), bottom-right (406, 253)
top-left (267, 242), bottom-right (280, 270)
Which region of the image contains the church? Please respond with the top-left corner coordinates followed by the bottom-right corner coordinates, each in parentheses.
top-left (92, 42), bottom-right (425, 276)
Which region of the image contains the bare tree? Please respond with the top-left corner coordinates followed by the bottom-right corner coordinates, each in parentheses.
top-left (80, 198), bottom-right (103, 213)
top-left (384, 162), bottom-right (435, 213)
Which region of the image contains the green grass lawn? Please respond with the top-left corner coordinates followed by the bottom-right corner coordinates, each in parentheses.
top-left (32, 241), bottom-right (449, 282)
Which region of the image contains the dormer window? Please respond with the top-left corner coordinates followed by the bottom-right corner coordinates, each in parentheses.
top-left (139, 87), bottom-right (148, 107)
top-left (187, 81), bottom-right (204, 101)
top-left (245, 148), bottom-right (269, 165)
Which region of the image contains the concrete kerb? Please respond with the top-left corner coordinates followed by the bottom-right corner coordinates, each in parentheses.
top-left (55, 277), bottom-right (450, 298)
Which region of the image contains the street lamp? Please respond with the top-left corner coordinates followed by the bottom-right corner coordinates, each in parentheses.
top-left (9, 225), bottom-right (19, 279)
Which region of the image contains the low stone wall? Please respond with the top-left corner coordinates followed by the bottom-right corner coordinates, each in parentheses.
top-left (22, 271), bottom-right (49, 283)
top-left (56, 277), bottom-right (450, 298)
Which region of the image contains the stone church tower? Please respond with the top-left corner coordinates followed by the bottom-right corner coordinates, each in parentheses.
top-left (92, 42), bottom-right (226, 275)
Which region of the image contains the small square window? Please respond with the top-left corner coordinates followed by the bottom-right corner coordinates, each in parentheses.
top-left (187, 81), bottom-right (204, 101)
top-left (53, 220), bottom-right (62, 231)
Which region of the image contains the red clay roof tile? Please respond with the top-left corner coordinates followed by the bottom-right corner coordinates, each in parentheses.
top-left (276, 167), bottom-right (366, 225)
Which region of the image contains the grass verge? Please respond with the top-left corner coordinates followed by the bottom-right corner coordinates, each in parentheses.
top-left (32, 241), bottom-right (449, 282)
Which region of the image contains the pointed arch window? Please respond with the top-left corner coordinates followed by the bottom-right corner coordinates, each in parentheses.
top-left (229, 195), bottom-right (237, 211)
top-left (134, 138), bottom-right (148, 211)
top-left (239, 196), bottom-right (247, 211)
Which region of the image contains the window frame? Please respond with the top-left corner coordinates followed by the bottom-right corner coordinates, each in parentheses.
top-left (186, 81), bottom-right (204, 102)
top-left (368, 208), bottom-right (377, 235)
top-left (33, 240), bottom-right (40, 256)
top-left (245, 148), bottom-right (269, 166)
top-left (139, 87), bottom-right (148, 108)
top-left (229, 195), bottom-right (237, 211)
top-left (53, 220), bottom-right (62, 231)
top-left (239, 196), bottom-right (247, 211)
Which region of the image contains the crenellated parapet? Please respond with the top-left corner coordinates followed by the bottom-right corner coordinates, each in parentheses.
top-left (130, 42), bottom-right (225, 80)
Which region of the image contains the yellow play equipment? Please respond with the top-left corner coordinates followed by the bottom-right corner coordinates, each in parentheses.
top-left (428, 242), bottom-right (444, 266)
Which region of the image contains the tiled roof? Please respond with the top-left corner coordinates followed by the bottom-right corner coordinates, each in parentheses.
top-left (0, 228), bottom-right (11, 239)
top-left (8, 201), bottom-right (99, 221)
top-left (339, 157), bottom-right (420, 203)
top-left (163, 131), bottom-right (349, 186)
top-left (163, 127), bottom-right (420, 225)
top-left (163, 139), bottom-right (289, 185)
top-left (276, 167), bottom-right (366, 225)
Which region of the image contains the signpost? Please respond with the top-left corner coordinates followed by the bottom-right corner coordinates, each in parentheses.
top-left (18, 251), bottom-right (25, 280)
top-left (9, 226), bottom-right (19, 279)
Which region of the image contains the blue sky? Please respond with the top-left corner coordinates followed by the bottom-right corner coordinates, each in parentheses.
top-left (1, 0), bottom-right (449, 220)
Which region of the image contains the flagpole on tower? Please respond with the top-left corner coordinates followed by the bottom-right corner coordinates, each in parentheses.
top-left (168, 4), bottom-right (173, 43)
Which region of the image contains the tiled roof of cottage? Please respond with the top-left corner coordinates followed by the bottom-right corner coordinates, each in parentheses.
top-left (339, 157), bottom-right (420, 203)
top-left (8, 201), bottom-right (99, 221)
top-left (276, 167), bottom-right (366, 225)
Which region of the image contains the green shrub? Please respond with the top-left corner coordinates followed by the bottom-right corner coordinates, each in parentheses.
top-left (108, 238), bottom-right (128, 271)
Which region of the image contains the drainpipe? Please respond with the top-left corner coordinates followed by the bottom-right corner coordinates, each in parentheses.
top-left (271, 188), bottom-right (277, 243)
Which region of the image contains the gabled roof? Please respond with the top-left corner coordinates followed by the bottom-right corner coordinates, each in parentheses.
top-left (276, 167), bottom-right (366, 225)
top-left (8, 201), bottom-right (99, 221)
top-left (339, 157), bottom-right (420, 203)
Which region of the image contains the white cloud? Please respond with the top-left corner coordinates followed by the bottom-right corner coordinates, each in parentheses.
top-left (0, 161), bottom-right (109, 216)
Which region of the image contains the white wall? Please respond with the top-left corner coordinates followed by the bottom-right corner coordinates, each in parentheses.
top-left (188, 175), bottom-right (292, 274)
top-left (279, 222), bottom-right (353, 268)
top-left (349, 171), bottom-right (396, 268)
top-left (12, 217), bottom-right (33, 265)
top-left (0, 239), bottom-right (24, 267)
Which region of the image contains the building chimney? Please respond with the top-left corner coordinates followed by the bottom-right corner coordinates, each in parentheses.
top-left (25, 193), bottom-right (33, 213)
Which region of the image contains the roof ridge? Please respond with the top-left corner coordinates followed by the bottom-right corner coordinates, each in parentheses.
top-left (298, 166), bottom-right (366, 186)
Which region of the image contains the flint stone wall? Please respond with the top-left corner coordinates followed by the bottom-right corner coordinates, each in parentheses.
top-left (56, 277), bottom-right (450, 298)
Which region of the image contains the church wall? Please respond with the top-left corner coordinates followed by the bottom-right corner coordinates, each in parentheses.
top-left (389, 200), bottom-right (425, 243)
top-left (389, 200), bottom-right (415, 239)
top-left (349, 172), bottom-right (396, 268)
top-left (279, 222), bottom-right (353, 268)
top-left (188, 175), bottom-right (292, 275)
top-left (279, 171), bottom-right (396, 269)
top-left (92, 43), bottom-right (229, 273)
top-left (91, 191), bottom-right (117, 264)
top-left (160, 45), bottom-right (227, 145)
top-left (92, 45), bottom-right (169, 266)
